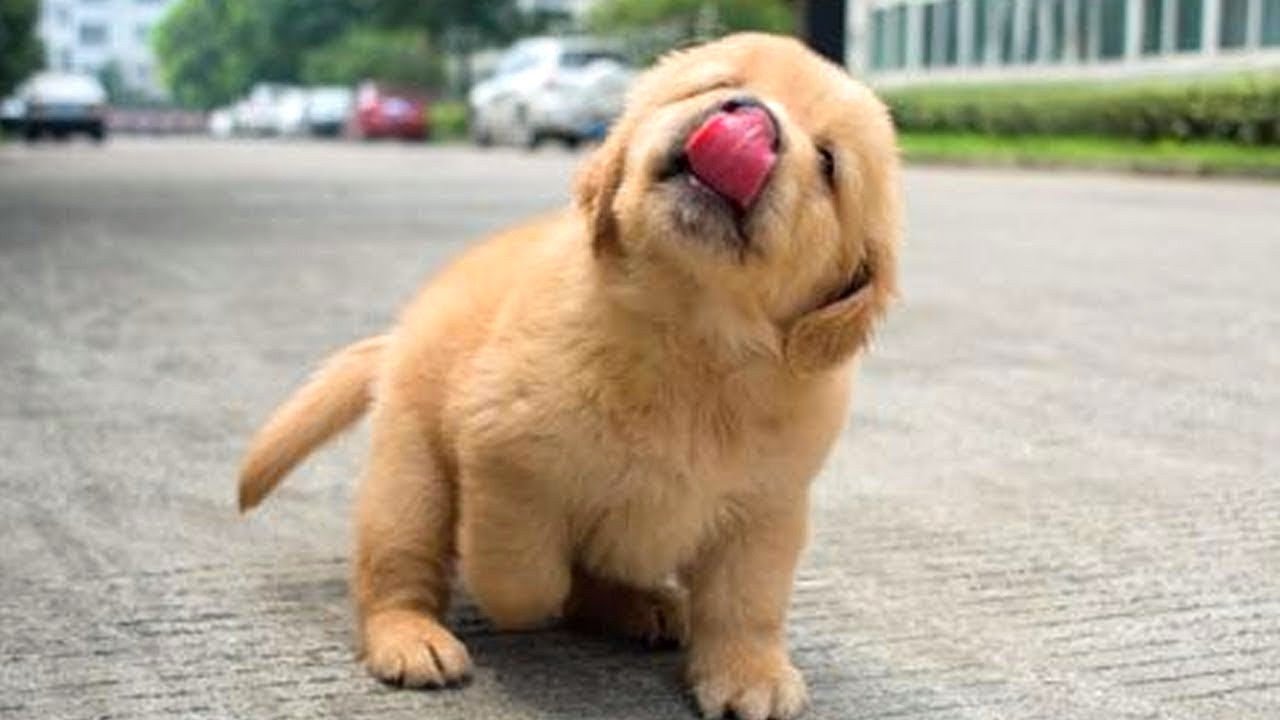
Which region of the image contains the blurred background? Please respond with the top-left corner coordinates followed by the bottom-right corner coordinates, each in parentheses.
top-left (1, 0), bottom-right (1276, 171)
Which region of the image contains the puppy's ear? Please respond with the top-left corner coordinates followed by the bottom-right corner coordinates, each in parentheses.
top-left (574, 126), bottom-right (629, 256)
top-left (783, 260), bottom-right (895, 374)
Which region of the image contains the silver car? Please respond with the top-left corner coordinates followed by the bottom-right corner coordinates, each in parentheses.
top-left (468, 36), bottom-right (633, 149)
top-left (14, 72), bottom-right (108, 142)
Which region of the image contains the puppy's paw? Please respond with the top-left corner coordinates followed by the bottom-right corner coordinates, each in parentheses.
top-left (565, 575), bottom-right (688, 648)
top-left (362, 609), bottom-right (472, 688)
top-left (689, 645), bottom-right (807, 720)
top-left (623, 584), bottom-right (689, 648)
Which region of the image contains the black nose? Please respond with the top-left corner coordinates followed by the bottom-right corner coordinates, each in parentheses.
top-left (718, 95), bottom-right (782, 153)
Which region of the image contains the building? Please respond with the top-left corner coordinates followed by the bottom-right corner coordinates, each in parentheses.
top-left (38, 0), bottom-right (178, 100)
top-left (845, 0), bottom-right (1280, 84)
top-left (516, 0), bottom-right (599, 19)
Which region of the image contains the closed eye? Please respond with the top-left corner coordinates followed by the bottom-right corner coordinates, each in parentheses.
top-left (817, 146), bottom-right (836, 187)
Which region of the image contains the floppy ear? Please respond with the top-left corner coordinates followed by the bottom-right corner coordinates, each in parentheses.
top-left (573, 125), bottom-right (629, 256)
top-left (786, 116), bottom-right (903, 373)
top-left (783, 239), bottom-right (899, 374)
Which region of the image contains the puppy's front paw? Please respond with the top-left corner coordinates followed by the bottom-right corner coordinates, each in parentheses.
top-left (689, 645), bottom-right (807, 720)
top-left (362, 609), bottom-right (472, 688)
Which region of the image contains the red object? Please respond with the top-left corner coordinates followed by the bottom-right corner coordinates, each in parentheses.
top-left (353, 81), bottom-right (430, 140)
top-left (683, 106), bottom-right (777, 209)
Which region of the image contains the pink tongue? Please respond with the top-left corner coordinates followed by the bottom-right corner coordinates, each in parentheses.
top-left (683, 106), bottom-right (777, 209)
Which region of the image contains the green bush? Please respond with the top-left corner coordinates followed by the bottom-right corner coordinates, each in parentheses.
top-left (302, 27), bottom-right (444, 91)
top-left (882, 74), bottom-right (1280, 146)
top-left (430, 101), bottom-right (468, 142)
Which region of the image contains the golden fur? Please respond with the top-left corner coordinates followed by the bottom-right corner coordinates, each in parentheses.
top-left (239, 33), bottom-right (901, 720)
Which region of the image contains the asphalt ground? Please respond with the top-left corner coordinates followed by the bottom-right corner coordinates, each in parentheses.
top-left (1, 138), bottom-right (1277, 719)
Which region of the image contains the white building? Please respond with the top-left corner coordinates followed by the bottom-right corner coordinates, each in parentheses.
top-left (38, 0), bottom-right (178, 99)
top-left (845, 0), bottom-right (1280, 84)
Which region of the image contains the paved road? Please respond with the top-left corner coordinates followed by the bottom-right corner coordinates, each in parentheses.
top-left (1, 138), bottom-right (1277, 720)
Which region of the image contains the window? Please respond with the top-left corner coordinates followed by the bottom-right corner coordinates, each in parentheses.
top-left (923, 3), bottom-right (938, 66)
top-left (944, 0), bottom-right (960, 64)
top-left (1142, 0), bottom-right (1165, 52)
top-left (871, 9), bottom-right (886, 69)
top-left (1099, 0), bottom-right (1127, 58)
top-left (998, 0), bottom-right (1015, 64)
top-left (973, 0), bottom-right (989, 63)
top-left (79, 23), bottom-right (108, 46)
top-left (921, 0), bottom-right (959, 67)
top-left (1176, 0), bottom-right (1203, 50)
top-left (1264, 0), bottom-right (1280, 44)
top-left (892, 4), bottom-right (909, 67)
top-left (1219, 0), bottom-right (1249, 47)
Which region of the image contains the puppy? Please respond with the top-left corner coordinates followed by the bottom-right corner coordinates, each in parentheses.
top-left (239, 33), bottom-right (900, 720)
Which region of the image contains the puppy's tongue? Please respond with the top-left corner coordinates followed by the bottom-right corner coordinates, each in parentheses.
top-left (683, 106), bottom-right (777, 210)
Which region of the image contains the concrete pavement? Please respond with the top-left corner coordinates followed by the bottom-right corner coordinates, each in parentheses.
top-left (1, 138), bottom-right (1277, 719)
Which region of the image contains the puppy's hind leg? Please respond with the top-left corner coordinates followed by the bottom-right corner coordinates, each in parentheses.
top-left (458, 460), bottom-right (573, 631)
top-left (354, 400), bottom-right (470, 688)
top-left (564, 570), bottom-right (689, 648)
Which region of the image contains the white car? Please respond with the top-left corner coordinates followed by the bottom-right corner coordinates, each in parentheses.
top-left (304, 86), bottom-right (353, 137)
top-left (468, 37), bottom-right (633, 149)
top-left (13, 72), bottom-right (108, 141)
top-left (236, 83), bottom-right (296, 136)
top-left (207, 106), bottom-right (235, 138)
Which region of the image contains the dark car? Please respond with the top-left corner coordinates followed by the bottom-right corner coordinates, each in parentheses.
top-left (16, 72), bottom-right (108, 142)
top-left (353, 81), bottom-right (429, 141)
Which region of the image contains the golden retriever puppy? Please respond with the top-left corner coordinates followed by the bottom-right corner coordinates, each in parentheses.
top-left (239, 33), bottom-right (900, 720)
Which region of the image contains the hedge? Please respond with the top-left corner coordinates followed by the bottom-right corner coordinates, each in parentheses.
top-left (430, 101), bottom-right (468, 142)
top-left (881, 74), bottom-right (1280, 146)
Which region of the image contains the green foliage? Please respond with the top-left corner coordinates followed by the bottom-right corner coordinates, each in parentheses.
top-left (154, 0), bottom-right (507, 108)
top-left (1, 0), bottom-right (43, 95)
top-left (588, 0), bottom-right (794, 63)
top-left (430, 100), bottom-right (469, 142)
top-left (153, 0), bottom-right (269, 108)
top-left (302, 27), bottom-right (444, 90)
top-left (590, 0), bottom-right (793, 34)
top-left (884, 74), bottom-right (1280, 146)
top-left (367, 0), bottom-right (520, 43)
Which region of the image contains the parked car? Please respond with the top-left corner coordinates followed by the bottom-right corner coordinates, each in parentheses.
top-left (207, 106), bottom-right (235, 138)
top-left (468, 36), bottom-right (633, 149)
top-left (1, 96), bottom-right (24, 134)
top-left (271, 87), bottom-right (310, 136)
top-left (353, 81), bottom-right (429, 141)
top-left (13, 72), bottom-right (108, 141)
top-left (305, 86), bottom-right (353, 137)
top-left (236, 83), bottom-right (295, 136)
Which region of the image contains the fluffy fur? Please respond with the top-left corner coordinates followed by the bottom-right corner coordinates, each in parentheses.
top-left (239, 33), bottom-right (901, 720)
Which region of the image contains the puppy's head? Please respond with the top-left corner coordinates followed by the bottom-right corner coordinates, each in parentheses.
top-left (576, 33), bottom-right (901, 373)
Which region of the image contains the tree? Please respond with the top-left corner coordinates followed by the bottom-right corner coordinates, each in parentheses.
top-left (0, 0), bottom-right (43, 96)
top-left (588, 0), bottom-right (794, 64)
top-left (153, 0), bottom-right (268, 108)
top-left (367, 0), bottom-right (518, 44)
top-left (302, 27), bottom-right (444, 90)
top-left (589, 0), bottom-right (794, 40)
top-left (153, 0), bottom-right (516, 108)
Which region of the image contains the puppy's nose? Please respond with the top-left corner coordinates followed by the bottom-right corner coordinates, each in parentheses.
top-left (719, 95), bottom-right (781, 153)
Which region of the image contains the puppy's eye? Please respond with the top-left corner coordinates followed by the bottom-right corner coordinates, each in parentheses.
top-left (817, 146), bottom-right (836, 186)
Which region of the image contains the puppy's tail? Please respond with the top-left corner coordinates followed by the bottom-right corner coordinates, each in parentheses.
top-left (238, 335), bottom-right (387, 512)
